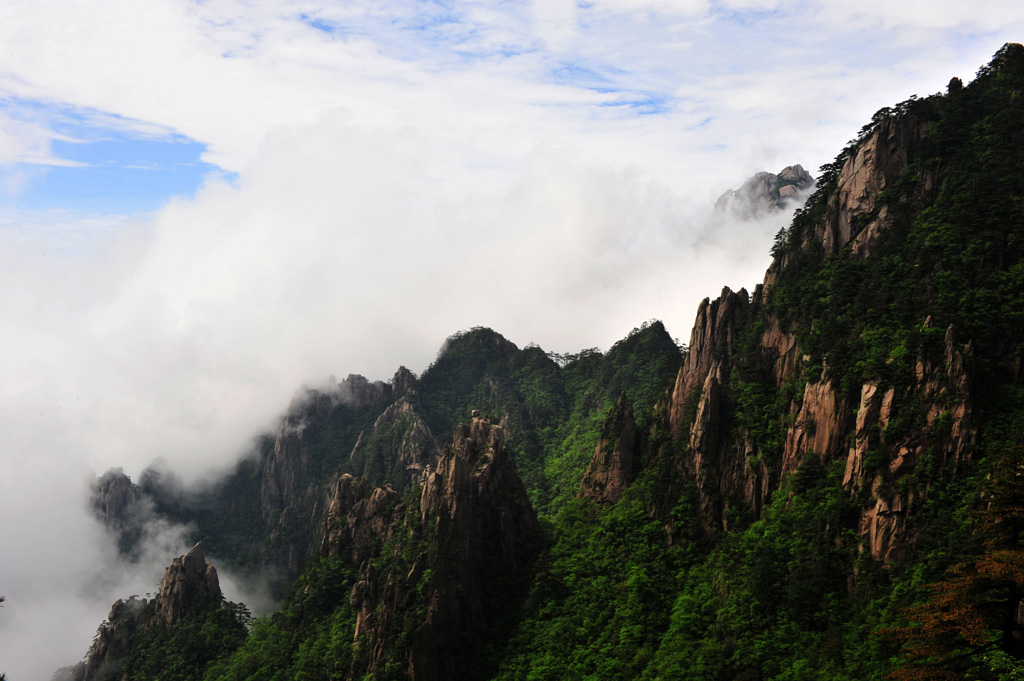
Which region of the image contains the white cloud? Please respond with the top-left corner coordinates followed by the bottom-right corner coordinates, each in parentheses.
top-left (809, 0), bottom-right (1024, 32)
top-left (0, 110), bottom-right (83, 169)
top-left (0, 394), bottom-right (198, 680)
top-left (0, 110), bottom-right (800, 672)
top-left (0, 0), bottom-right (1019, 203)
top-left (0, 110), bottom-right (798, 484)
top-left (2, 2), bottom-right (1024, 678)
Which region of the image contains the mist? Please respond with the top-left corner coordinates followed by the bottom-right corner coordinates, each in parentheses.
top-left (0, 110), bottom-right (806, 678)
top-left (4, 2), bottom-right (1023, 678)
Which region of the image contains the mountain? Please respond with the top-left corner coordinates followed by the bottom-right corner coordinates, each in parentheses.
top-left (72, 43), bottom-right (1024, 681)
top-left (712, 164), bottom-right (815, 220)
top-left (53, 542), bottom-right (246, 681)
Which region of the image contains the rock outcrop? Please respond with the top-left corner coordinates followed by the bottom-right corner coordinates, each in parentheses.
top-left (713, 164), bottom-right (814, 220)
top-left (82, 597), bottom-right (147, 681)
top-left (664, 119), bottom-right (976, 558)
top-left (579, 393), bottom-right (639, 504)
top-left (154, 542), bottom-right (222, 626)
top-left (781, 377), bottom-right (851, 472)
top-left (667, 291), bottom-right (974, 557)
top-left (391, 365), bottom-right (417, 398)
top-left (257, 375), bottom-right (392, 573)
top-left (669, 287), bottom-right (750, 439)
top-left (332, 374), bottom-right (391, 410)
top-left (258, 392), bottom-right (333, 526)
top-left (91, 469), bottom-right (140, 529)
top-left (81, 543), bottom-right (223, 681)
top-left (321, 474), bottom-right (401, 570)
top-left (816, 117), bottom-right (930, 258)
top-left (843, 324), bottom-right (975, 561)
top-left (347, 417), bottom-right (541, 680)
top-left (347, 393), bottom-right (440, 483)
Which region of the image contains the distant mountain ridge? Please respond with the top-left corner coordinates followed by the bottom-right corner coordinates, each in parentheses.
top-left (712, 163), bottom-right (814, 220)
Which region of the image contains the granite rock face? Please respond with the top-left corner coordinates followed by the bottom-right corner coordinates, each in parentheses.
top-left (820, 117), bottom-right (931, 257)
top-left (154, 542), bottom-right (222, 626)
top-left (91, 468), bottom-right (140, 529)
top-left (713, 164), bottom-right (814, 220)
top-left (843, 324), bottom-right (974, 561)
top-left (669, 286), bottom-right (749, 439)
top-left (81, 543), bottom-right (223, 681)
top-left (257, 374), bottom-right (393, 573)
top-left (664, 119), bottom-right (975, 559)
top-left (348, 392), bottom-right (441, 482)
top-left (343, 417), bottom-right (541, 681)
top-left (81, 597), bottom-right (147, 681)
top-left (579, 393), bottom-right (639, 504)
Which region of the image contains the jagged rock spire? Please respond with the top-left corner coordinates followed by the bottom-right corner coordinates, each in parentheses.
top-left (579, 392), bottom-right (639, 504)
top-left (154, 542), bottom-right (221, 626)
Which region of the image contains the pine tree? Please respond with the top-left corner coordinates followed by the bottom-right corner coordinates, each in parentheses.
top-left (884, 445), bottom-right (1024, 679)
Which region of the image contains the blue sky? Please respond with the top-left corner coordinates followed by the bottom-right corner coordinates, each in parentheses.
top-left (0, 98), bottom-right (218, 213)
top-left (13, 134), bottom-right (217, 214)
top-left (3, 3), bottom-right (1024, 678)
top-left (1, 1), bottom-right (1018, 218)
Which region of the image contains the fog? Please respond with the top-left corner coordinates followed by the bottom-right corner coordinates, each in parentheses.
top-left (0, 117), bottom-right (798, 678)
top-left (3, 1), bottom-right (1024, 678)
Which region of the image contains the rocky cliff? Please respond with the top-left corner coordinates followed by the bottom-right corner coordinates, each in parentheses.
top-left (663, 109), bottom-right (978, 559)
top-left (91, 469), bottom-right (140, 529)
top-left (81, 543), bottom-right (224, 681)
top-left (257, 374), bottom-right (392, 569)
top-left (712, 164), bottom-right (814, 220)
top-left (321, 473), bottom-right (401, 570)
top-left (80, 597), bottom-right (147, 681)
top-left (844, 323), bottom-right (974, 561)
top-left (579, 393), bottom-right (639, 504)
top-left (346, 370), bottom-right (441, 484)
top-left (153, 542), bottom-right (222, 626)
top-left (817, 116), bottom-right (930, 258)
top-left (334, 417), bottom-right (541, 680)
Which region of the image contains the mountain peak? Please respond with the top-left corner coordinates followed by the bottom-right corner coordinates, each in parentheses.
top-left (713, 164), bottom-right (814, 220)
top-left (154, 542), bottom-right (221, 626)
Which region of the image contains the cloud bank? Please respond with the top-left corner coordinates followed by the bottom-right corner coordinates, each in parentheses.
top-left (3, 2), bottom-right (1024, 678)
top-left (0, 108), bottom-right (801, 679)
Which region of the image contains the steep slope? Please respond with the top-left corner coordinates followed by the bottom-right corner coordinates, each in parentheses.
top-left (639, 43), bottom-right (1024, 679)
top-left (73, 44), bottom-right (1024, 681)
top-left (199, 418), bottom-right (541, 681)
top-left (77, 543), bottom-right (247, 681)
top-left (495, 44), bottom-right (1024, 681)
top-left (345, 417), bottom-right (541, 680)
top-left (91, 468), bottom-right (140, 529)
top-left (578, 392), bottom-right (639, 504)
top-left (95, 323), bottom-right (680, 587)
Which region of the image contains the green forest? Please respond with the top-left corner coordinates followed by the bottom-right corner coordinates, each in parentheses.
top-left (72, 44), bottom-right (1024, 681)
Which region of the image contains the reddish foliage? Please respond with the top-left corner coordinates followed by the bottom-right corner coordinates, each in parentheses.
top-left (882, 445), bottom-right (1024, 680)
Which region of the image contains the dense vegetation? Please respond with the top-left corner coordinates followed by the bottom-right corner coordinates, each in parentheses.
top-left (117, 602), bottom-right (250, 681)
top-left (203, 559), bottom-right (360, 681)
top-left (417, 322), bottom-right (683, 513)
top-left (77, 45), bottom-right (1024, 681)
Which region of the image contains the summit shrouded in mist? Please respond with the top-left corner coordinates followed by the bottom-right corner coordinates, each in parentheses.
top-left (712, 164), bottom-right (815, 220)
